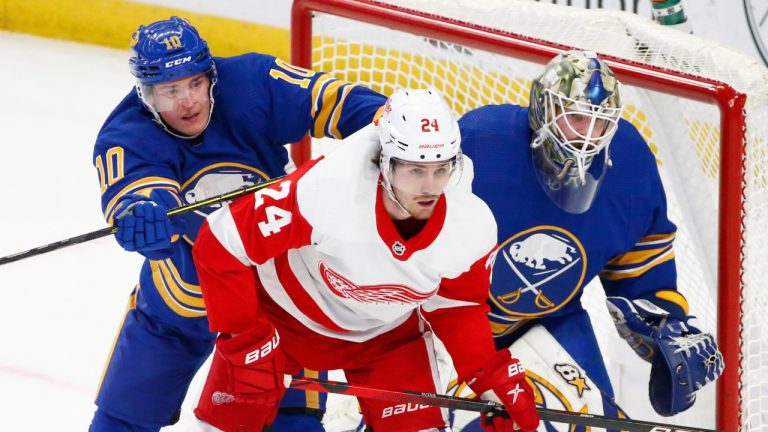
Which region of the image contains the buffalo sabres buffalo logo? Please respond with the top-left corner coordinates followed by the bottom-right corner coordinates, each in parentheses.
top-left (182, 165), bottom-right (270, 217)
top-left (319, 261), bottom-right (437, 305)
top-left (178, 165), bottom-right (269, 242)
top-left (491, 226), bottom-right (587, 317)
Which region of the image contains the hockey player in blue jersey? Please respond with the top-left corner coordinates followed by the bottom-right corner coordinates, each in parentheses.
top-left (90, 16), bottom-right (386, 432)
top-left (456, 51), bottom-right (724, 431)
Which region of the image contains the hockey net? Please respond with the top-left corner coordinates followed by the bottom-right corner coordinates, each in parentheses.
top-left (290, 0), bottom-right (768, 430)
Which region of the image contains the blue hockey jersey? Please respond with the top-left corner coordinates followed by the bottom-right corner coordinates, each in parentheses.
top-left (93, 53), bottom-right (385, 324)
top-left (459, 104), bottom-right (688, 339)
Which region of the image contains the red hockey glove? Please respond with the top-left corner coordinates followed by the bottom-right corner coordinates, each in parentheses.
top-left (194, 322), bottom-right (288, 432)
top-left (469, 349), bottom-right (540, 432)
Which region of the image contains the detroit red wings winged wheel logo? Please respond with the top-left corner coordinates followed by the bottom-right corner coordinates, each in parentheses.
top-left (319, 262), bottom-right (436, 305)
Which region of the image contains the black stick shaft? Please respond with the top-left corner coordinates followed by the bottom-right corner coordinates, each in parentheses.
top-left (290, 377), bottom-right (717, 432)
top-left (0, 176), bottom-right (286, 266)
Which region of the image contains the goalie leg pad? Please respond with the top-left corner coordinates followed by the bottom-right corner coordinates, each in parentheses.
top-left (451, 312), bottom-right (621, 431)
top-left (509, 321), bottom-right (618, 417)
top-left (457, 318), bottom-right (623, 432)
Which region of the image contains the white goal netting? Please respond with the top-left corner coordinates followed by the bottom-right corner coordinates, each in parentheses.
top-left (292, 0), bottom-right (768, 430)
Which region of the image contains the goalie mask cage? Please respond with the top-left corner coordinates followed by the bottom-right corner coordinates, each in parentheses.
top-left (290, 1), bottom-right (768, 430)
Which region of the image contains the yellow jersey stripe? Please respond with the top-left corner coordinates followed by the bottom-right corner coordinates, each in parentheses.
top-left (373, 104), bottom-right (386, 122)
top-left (607, 244), bottom-right (673, 266)
top-left (104, 177), bottom-right (180, 222)
top-left (328, 83), bottom-right (358, 139)
top-left (150, 261), bottom-right (207, 317)
top-left (157, 261), bottom-right (205, 308)
top-left (182, 234), bottom-right (196, 247)
top-left (303, 369), bottom-right (320, 409)
top-left (635, 232), bottom-right (676, 246)
top-left (162, 259), bottom-right (202, 295)
top-left (95, 286), bottom-right (139, 399)
top-left (313, 79), bottom-right (346, 138)
top-left (490, 319), bottom-right (527, 337)
top-left (310, 74), bottom-right (335, 119)
top-left (490, 320), bottom-right (513, 336)
top-left (600, 248), bottom-right (675, 281)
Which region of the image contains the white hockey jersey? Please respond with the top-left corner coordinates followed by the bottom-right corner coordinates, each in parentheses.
top-left (193, 125), bottom-right (499, 380)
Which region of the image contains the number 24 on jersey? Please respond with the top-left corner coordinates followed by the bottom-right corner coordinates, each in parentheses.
top-left (254, 180), bottom-right (293, 237)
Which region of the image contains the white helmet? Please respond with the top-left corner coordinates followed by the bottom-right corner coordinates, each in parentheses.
top-left (377, 87), bottom-right (461, 166)
top-left (376, 88), bottom-right (464, 215)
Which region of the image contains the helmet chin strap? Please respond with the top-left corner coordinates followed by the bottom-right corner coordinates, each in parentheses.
top-left (379, 173), bottom-right (415, 219)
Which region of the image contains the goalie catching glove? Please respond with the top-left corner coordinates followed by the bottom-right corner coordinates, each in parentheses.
top-left (606, 296), bottom-right (724, 416)
top-left (468, 349), bottom-right (540, 432)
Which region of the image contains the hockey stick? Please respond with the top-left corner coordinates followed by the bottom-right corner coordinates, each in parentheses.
top-left (0, 176), bottom-right (287, 266)
top-left (290, 377), bottom-right (718, 432)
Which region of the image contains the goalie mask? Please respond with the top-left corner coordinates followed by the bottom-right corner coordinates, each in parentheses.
top-left (377, 88), bottom-right (463, 207)
top-left (529, 50), bottom-right (622, 214)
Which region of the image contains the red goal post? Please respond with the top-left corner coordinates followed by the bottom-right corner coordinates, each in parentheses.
top-left (290, 1), bottom-right (768, 430)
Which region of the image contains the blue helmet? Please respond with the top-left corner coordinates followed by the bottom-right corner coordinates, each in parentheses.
top-left (129, 16), bottom-right (214, 85)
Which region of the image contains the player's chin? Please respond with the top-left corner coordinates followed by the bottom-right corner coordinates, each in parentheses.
top-left (410, 202), bottom-right (436, 219)
top-left (179, 117), bottom-right (207, 136)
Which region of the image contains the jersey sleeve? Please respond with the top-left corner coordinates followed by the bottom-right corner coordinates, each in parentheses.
top-left (265, 57), bottom-right (386, 142)
top-left (93, 126), bottom-right (182, 225)
top-left (599, 125), bottom-right (687, 318)
top-left (192, 161), bottom-right (318, 333)
top-left (421, 248), bottom-right (498, 383)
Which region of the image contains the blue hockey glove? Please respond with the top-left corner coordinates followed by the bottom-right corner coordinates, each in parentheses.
top-left (606, 296), bottom-right (724, 416)
top-left (114, 189), bottom-right (180, 259)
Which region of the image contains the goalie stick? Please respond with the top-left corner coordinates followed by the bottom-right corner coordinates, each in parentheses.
top-left (0, 175), bottom-right (287, 266)
top-left (290, 377), bottom-right (718, 432)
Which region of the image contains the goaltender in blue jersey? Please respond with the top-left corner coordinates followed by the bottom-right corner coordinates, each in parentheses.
top-left (91, 17), bottom-right (385, 432)
top-left (456, 51), bottom-right (724, 432)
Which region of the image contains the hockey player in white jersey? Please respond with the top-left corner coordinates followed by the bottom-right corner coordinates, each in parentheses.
top-left (191, 88), bottom-right (541, 432)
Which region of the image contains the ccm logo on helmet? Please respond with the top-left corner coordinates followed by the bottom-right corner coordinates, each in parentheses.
top-left (244, 331), bottom-right (281, 364)
top-left (165, 56), bottom-right (192, 68)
